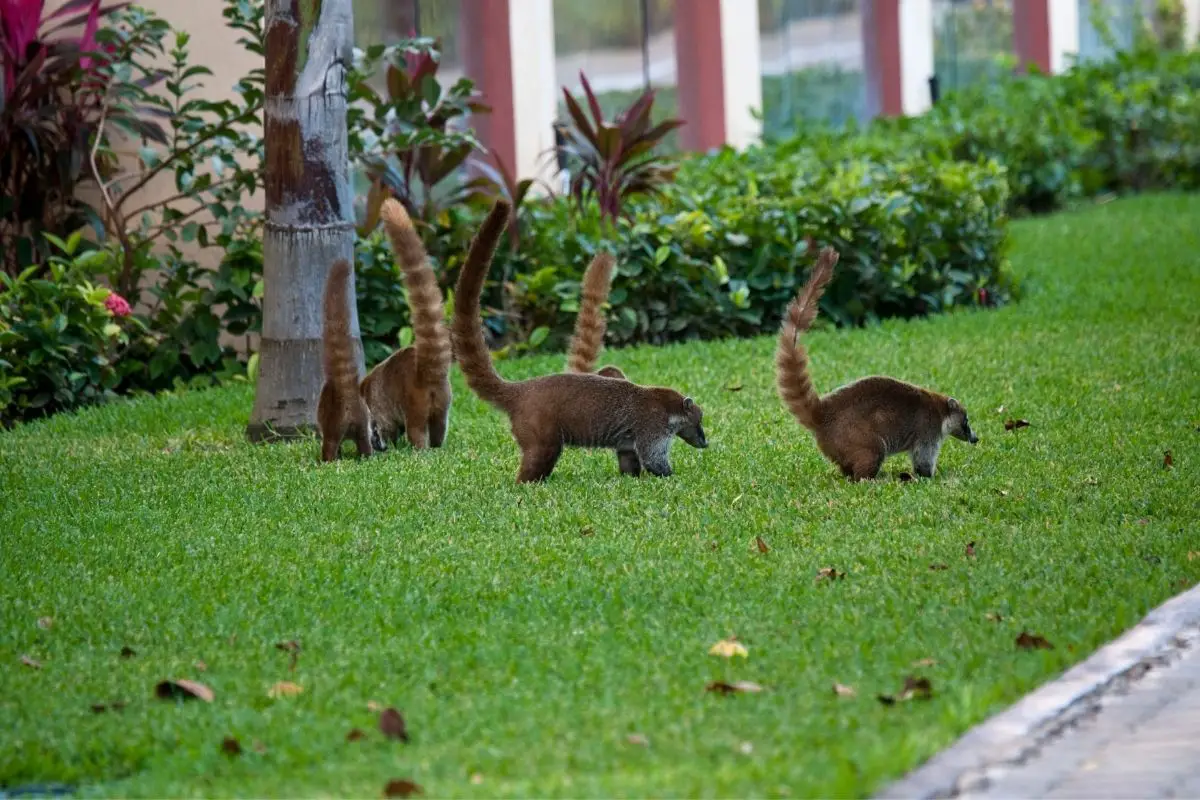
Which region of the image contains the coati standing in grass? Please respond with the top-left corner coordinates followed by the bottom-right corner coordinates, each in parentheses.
top-left (317, 258), bottom-right (378, 461)
top-left (357, 197), bottom-right (454, 450)
top-left (775, 246), bottom-right (979, 481)
top-left (452, 198), bottom-right (708, 483)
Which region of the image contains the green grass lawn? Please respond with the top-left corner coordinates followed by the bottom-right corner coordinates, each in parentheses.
top-left (2, 193), bottom-right (1198, 798)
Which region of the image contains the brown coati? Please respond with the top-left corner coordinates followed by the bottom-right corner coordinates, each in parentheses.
top-left (452, 198), bottom-right (708, 483)
top-left (775, 246), bottom-right (979, 481)
top-left (317, 258), bottom-right (378, 461)
top-left (356, 198), bottom-right (455, 450)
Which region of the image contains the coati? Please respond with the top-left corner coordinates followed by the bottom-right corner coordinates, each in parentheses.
top-left (317, 258), bottom-right (378, 461)
top-left (316, 199), bottom-right (453, 460)
top-left (775, 246), bottom-right (979, 481)
top-left (452, 198), bottom-right (708, 483)
top-left (357, 198), bottom-right (454, 450)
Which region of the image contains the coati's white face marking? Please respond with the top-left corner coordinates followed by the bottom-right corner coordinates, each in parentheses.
top-left (368, 414), bottom-right (387, 452)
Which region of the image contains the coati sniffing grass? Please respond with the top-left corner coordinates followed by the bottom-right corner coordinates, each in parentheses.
top-left (452, 198), bottom-right (708, 483)
top-left (317, 258), bottom-right (378, 461)
top-left (357, 198), bottom-right (454, 450)
top-left (775, 246), bottom-right (979, 480)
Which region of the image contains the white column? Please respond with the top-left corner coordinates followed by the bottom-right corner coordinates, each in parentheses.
top-left (508, 0), bottom-right (558, 189)
top-left (1048, 0), bottom-right (1080, 72)
top-left (1184, 0), bottom-right (1200, 46)
top-left (718, 0), bottom-right (763, 149)
top-left (899, 0), bottom-right (935, 115)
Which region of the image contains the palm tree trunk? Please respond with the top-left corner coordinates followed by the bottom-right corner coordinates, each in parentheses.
top-left (247, 0), bottom-right (360, 443)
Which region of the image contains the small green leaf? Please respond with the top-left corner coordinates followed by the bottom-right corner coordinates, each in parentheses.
top-left (654, 246), bottom-right (670, 267)
top-left (398, 327), bottom-right (414, 348)
top-left (529, 326), bottom-right (549, 348)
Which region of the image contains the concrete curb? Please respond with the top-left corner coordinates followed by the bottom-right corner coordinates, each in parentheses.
top-left (875, 584), bottom-right (1200, 800)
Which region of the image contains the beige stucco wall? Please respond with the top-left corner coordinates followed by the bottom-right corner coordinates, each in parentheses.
top-left (52, 0), bottom-right (263, 271)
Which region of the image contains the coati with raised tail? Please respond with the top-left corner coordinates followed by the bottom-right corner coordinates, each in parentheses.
top-left (452, 198), bottom-right (708, 483)
top-left (317, 258), bottom-right (378, 461)
top-left (357, 197), bottom-right (454, 450)
top-left (775, 246), bottom-right (978, 481)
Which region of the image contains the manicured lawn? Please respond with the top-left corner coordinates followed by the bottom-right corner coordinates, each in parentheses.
top-left (2, 194), bottom-right (1197, 798)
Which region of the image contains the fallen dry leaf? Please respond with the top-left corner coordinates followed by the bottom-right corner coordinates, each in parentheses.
top-left (20, 654), bottom-right (41, 669)
top-left (156, 679), bottom-right (214, 702)
top-left (929, 563), bottom-right (949, 571)
top-left (1004, 418), bottom-right (1031, 431)
top-left (724, 382), bottom-right (744, 392)
top-left (815, 567), bottom-right (845, 583)
top-left (911, 658), bottom-right (937, 668)
top-left (706, 680), bottom-right (763, 695)
top-left (900, 676), bottom-right (933, 700)
top-left (996, 489), bottom-right (1010, 497)
top-left (708, 638), bottom-right (749, 658)
top-left (755, 535), bottom-right (770, 554)
top-left (252, 740), bottom-right (267, 754)
top-left (37, 616), bottom-right (53, 629)
top-left (626, 733), bottom-right (649, 747)
top-left (267, 681), bottom-right (303, 699)
top-left (90, 701), bottom-right (126, 713)
top-left (379, 707), bottom-right (409, 742)
top-left (898, 471), bottom-right (914, 482)
top-left (1163, 450), bottom-right (1174, 469)
top-left (1137, 518), bottom-right (1150, 526)
top-left (346, 728), bottom-right (366, 742)
top-left (470, 773), bottom-right (484, 785)
top-left (194, 660), bottom-right (208, 672)
top-left (579, 525), bottom-right (594, 537)
top-left (367, 700), bottom-right (384, 713)
top-left (383, 779), bottom-right (423, 798)
top-left (221, 736), bottom-right (242, 756)
top-left (986, 612), bottom-right (1004, 623)
top-left (832, 682), bottom-right (856, 697)
top-left (966, 541), bottom-right (977, 558)
top-left (1016, 631), bottom-right (1054, 650)
top-left (737, 741), bottom-right (754, 755)
top-left (120, 646), bottom-right (136, 659)
top-left (1188, 551), bottom-right (1199, 562)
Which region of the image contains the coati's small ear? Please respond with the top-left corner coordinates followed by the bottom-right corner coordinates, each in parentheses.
top-left (947, 397), bottom-right (960, 411)
top-left (683, 396), bottom-right (694, 409)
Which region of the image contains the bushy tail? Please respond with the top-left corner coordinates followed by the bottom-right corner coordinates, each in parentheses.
top-left (380, 198), bottom-right (451, 384)
top-left (565, 251), bottom-right (617, 373)
top-left (322, 258), bottom-right (362, 397)
top-left (775, 246), bottom-right (839, 431)
top-left (451, 197), bottom-right (515, 410)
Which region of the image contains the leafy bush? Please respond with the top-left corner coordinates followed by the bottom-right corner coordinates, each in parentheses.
top-left (0, 232), bottom-right (143, 426)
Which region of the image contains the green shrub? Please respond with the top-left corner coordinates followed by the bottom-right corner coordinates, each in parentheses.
top-left (0, 235), bottom-right (145, 427)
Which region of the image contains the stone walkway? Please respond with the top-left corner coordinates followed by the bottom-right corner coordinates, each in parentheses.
top-left (879, 586), bottom-right (1200, 799)
top-left (965, 624), bottom-right (1200, 798)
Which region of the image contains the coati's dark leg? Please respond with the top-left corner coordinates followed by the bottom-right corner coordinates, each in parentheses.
top-left (404, 397), bottom-right (430, 450)
top-left (428, 403), bottom-right (451, 448)
top-left (616, 448), bottom-right (643, 476)
top-left (846, 449), bottom-right (884, 481)
top-left (910, 441), bottom-right (942, 478)
top-left (353, 424), bottom-right (373, 458)
top-left (517, 443), bottom-right (562, 483)
top-left (321, 428), bottom-right (345, 462)
top-left (635, 436), bottom-right (673, 478)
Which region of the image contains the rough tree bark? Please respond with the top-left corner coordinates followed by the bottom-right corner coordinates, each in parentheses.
top-left (247, 0), bottom-right (360, 442)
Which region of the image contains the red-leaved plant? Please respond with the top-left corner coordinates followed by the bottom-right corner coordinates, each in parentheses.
top-left (557, 71), bottom-right (684, 226)
top-left (0, 0), bottom-right (165, 275)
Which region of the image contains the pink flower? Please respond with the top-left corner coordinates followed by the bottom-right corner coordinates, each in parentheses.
top-left (104, 292), bottom-right (132, 318)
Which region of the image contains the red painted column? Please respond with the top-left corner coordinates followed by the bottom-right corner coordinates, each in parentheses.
top-left (1012, 0), bottom-right (1052, 73)
top-left (861, 0), bottom-right (903, 117)
top-left (673, 0), bottom-right (725, 152)
top-left (459, 0), bottom-right (517, 173)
